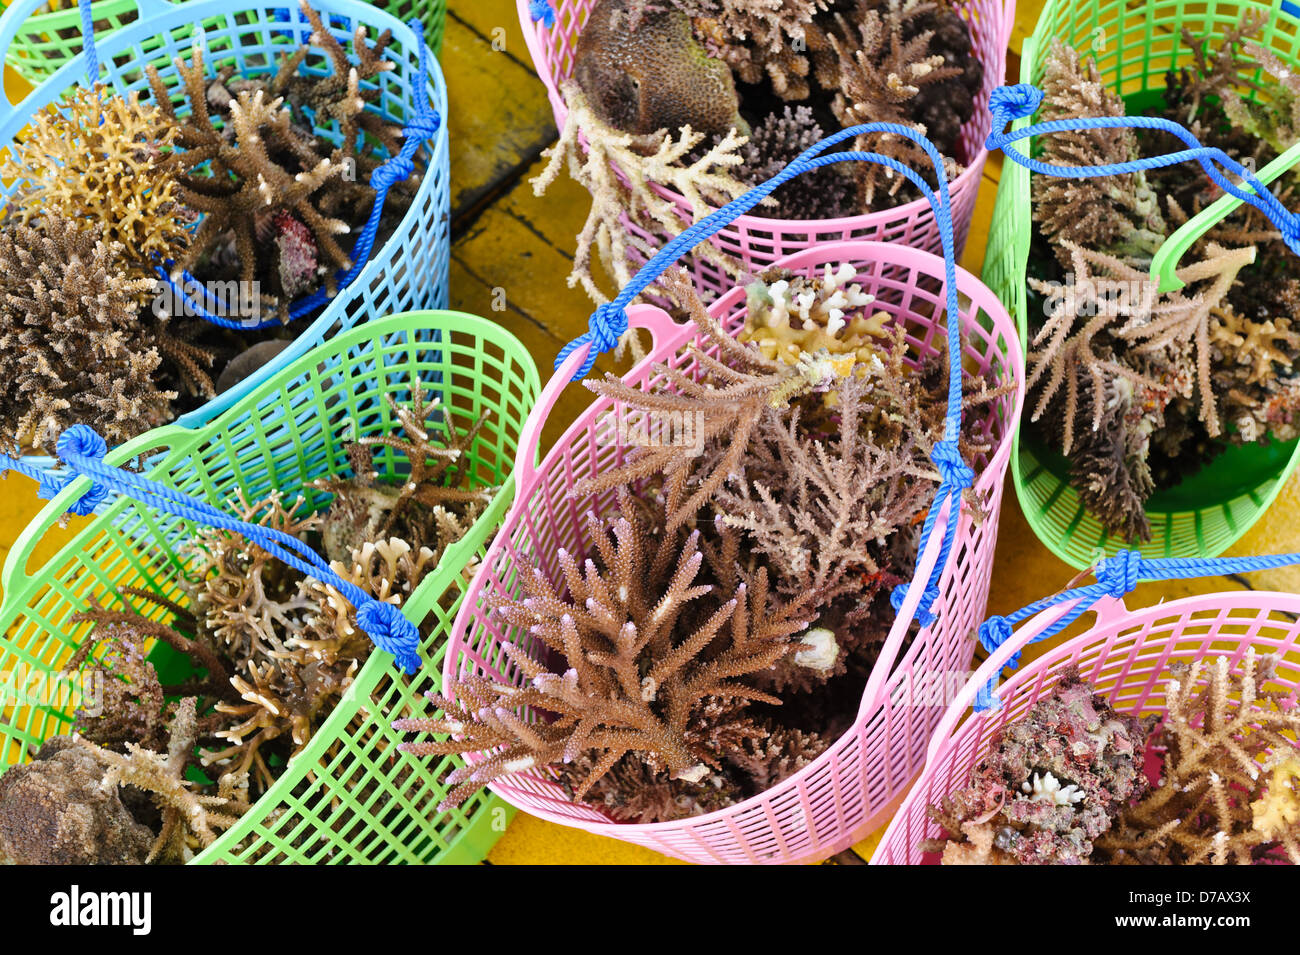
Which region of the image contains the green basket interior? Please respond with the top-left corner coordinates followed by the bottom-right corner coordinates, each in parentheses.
top-left (983, 0), bottom-right (1300, 569)
top-left (0, 310), bottom-right (540, 864)
top-left (2, 0), bottom-right (448, 83)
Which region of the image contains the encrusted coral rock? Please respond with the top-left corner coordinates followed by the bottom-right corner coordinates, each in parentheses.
top-left (0, 738), bottom-right (154, 866)
top-left (574, 0), bottom-right (745, 136)
top-left (927, 669), bottom-right (1155, 864)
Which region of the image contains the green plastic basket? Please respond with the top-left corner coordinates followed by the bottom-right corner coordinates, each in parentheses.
top-left (1, 0), bottom-right (448, 83)
top-left (0, 310), bottom-right (541, 864)
top-left (984, 0), bottom-right (1300, 569)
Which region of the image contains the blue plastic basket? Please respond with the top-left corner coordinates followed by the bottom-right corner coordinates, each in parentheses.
top-left (0, 0), bottom-right (451, 472)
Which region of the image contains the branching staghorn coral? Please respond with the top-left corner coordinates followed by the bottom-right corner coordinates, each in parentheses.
top-left (145, 1), bottom-right (406, 320)
top-left (395, 482), bottom-right (815, 811)
top-left (1, 85), bottom-right (192, 274)
top-left (1033, 40), bottom-right (1167, 260)
top-left (1027, 242), bottom-right (1256, 453)
top-left (1096, 650), bottom-right (1300, 865)
top-left (1027, 29), bottom-right (1300, 538)
top-left (534, 81), bottom-right (752, 302)
top-left (736, 107), bottom-right (857, 220)
top-left (314, 385), bottom-right (492, 563)
top-left (829, 0), bottom-right (974, 207)
top-left (81, 698), bottom-right (252, 863)
top-left (0, 216), bottom-right (201, 454)
top-left (926, 669), bottom-right (1156, 864)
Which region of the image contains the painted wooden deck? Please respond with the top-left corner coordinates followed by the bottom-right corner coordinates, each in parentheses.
top-left (3, 0), bottom-right (1299, 864)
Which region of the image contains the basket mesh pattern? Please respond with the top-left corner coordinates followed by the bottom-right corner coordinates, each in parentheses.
top-left (983, 0), bottom-right (1300, 568)
top-left (0, 312), bottom-right (541, 865)
top-left (876, 591), bottom-right (1300, 863)
top-left (0, 0), bottom-right (452, 466)
top-left (2, 0), bottom-right (448, 82)
top-left (443, 241), bottom-right (1024, 864)
top-left (515, 0), bottom-right (1012, 299)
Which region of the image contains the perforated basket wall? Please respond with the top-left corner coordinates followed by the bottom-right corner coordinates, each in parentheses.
top-left (442, 240), bottom-right (1024, 864)
top-left (0, 311), bottom-right (542, 864)
top-left (875, 590), bottom-right (1300, 864)
top-left (1, 0), bottom-right (448, 82)
top-left (0, 0), bottom-right (451, 470)
top-left (515, 0), bottom-right (1013, 299)
top-left (983, 0), bottom-right (1300, 569)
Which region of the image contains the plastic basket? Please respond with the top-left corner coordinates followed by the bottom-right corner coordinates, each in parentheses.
top-left (442, 237), bottom-right (1024, 865)
top-left (0, 310), bottom-right (542, 864)
top-left (983, 0), bottom-right (1300, 569)
top-left (874, 586), bottom-right (1300, 864)
top-left (0, 0), bottom-right (451, 471)
top-left (1, 0), bottom-right (449, 82)
top-left (516, 0), bottom-right (1014, 298)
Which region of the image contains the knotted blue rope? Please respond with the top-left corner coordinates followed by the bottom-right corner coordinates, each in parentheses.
top-left (987, 84), bottom-right (1300, 256)
top-left (154, 18), bottom-right (442, 330)
top-left (529, 0), bottom-right (556, 27)
top-left (972, 547), bottom-right (1300, 711)
top-left (78, 0), bottom-right (98, 84)
top-left (0, 426), bottom-right (423, 674)
top-left (556, 122), bottom-right (972, 629)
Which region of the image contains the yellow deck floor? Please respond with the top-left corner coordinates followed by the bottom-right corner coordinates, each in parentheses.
top-left (2, 0), bottom-right (1298, 864)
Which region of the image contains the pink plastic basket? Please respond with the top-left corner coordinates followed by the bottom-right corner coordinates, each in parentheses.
top-left (443, 237), bottom-right (1024, 864)
top-left (516, 0), bottom-right (1015, 297)
top-left (874, 590), bottom-right (1300, 864)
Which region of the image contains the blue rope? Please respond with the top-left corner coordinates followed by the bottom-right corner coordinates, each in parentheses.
top-left (986, 84), bottom-right (1300, 256)
top-left (972, 547), bottom-right (1300, 711)
top-left (0, 426), bottom-right (423, 674)
top-left (78, 0), bottom-right (99, 84)
top-left (155, 18), bottom-right (442, 330)
top-left (529, 0), bottom-right (556, 27)
top-left (556, 122), bottom-right (970, 628)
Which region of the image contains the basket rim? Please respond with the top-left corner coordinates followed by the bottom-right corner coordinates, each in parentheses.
top-left (450, 238), bottom-right (1025, 840)
top-left (0, 309), bottom-right (542, 864)
top-left (1000, 0), bottom-right (1300, 569)
top-left (5, 0), bottom-right (452, 470)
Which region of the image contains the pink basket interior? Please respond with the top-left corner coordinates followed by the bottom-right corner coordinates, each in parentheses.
top-left (515, 0), bottom-right (1014, 296)
top-left (442, 239), bottom-right (1024, 863)
top-left (875, 591), bottom-right (1300, 864)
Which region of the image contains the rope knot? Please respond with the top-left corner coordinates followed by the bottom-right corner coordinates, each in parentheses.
top-left (989, 84), bottom-right (1044, 123)
top-left (931, 440), bottom-right (973, 490)
top-left (529, 0), bottom-right (557, 27)
top-left (371, 154), bottom-right (416, 190)
top-left (48, 425), bottom-right (110, 516)
top-left (355, 600), bottom-right (422, 675)
top-left (403, 110), bottom-right (442, 145)
top-left (589, 302), bottom-right (628, 355)
top-left (890, 581), bottom-right (940, 627)
top-left (977, 615), bottom-right (1019, 668)
top-left (1095, 548), bottom-right (1140, 599)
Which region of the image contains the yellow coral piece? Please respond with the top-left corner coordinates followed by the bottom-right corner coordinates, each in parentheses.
top-left (1251, 758), bottom-right (1300, 838)
top-left (2, 84), bottom-right (190, 278)
top-left (740, 265), bottom-right (891, 376)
